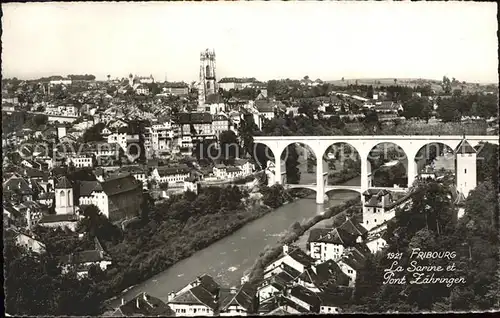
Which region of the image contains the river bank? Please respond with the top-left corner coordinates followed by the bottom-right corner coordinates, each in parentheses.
top-left (103, 182), bottom-right (319, 309)
top-left (246, 198), bottom-right (362, 295)
top-left (105, 181), bottom-right (360, 311)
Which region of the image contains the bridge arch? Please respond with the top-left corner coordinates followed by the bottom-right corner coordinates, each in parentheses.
top-left (322, 142), bottom-right (362, 188)
top-left (367, 142), bottom-right (409, 189)
top-left (413, 142), bottom-right (455, 181)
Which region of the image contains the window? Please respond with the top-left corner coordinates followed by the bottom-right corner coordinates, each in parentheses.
top-left (366, 220), bottom-right (369, 224)
top-left (464, 169), bottom-right (467, 174)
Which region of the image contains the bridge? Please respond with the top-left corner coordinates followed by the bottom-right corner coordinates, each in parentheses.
top-left (255, 135), bottom-right (498, 204)
top-left (286, 184), bottom-right (408, 194)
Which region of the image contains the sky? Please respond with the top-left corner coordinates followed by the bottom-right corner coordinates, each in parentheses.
top-left (2, 2), bottom-right (498, 83)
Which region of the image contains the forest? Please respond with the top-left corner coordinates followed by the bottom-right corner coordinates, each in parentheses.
top-left (346, 179), bottom-right (499, 312)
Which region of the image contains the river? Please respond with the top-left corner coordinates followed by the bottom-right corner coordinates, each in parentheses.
top-left (110, 175), bottom-right (361, 307)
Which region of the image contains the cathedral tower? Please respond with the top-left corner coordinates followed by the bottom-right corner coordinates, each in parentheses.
top-left (199, 49), bottom-right (217, 106)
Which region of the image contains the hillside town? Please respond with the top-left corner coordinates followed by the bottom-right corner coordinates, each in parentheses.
top-left (3, 44), bottom-right (499, 316)
top-left (3, 1), bottom-right (500, 315)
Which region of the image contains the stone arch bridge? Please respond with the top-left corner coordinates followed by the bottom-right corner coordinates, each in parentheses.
top-left (254, 135), bottom-right (498, 204)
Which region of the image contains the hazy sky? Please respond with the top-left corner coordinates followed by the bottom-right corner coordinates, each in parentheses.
top-left (2, 2), bottom-right (498, 83)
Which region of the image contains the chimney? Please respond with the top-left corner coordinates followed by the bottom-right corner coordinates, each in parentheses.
top-left (136, 297), bottom-right (140, 309)
top-left (283, 245), bottom-right (289, 255)
top-left (311, 265), bottom-right (317, 274)
top-left (121, 298), bottom-right (125, 306)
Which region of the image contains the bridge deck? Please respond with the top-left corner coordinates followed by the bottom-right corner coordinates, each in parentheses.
top-left (286, 184), bottom-right (408, 193)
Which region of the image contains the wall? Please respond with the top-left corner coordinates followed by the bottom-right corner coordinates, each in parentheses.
top-left (169, 303), bottom-right (214, 317)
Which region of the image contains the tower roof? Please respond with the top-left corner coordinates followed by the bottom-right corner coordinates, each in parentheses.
top-left (454, 139), bottom-right (476, 154)
top-left (55, 176), bottom-right (72, 189)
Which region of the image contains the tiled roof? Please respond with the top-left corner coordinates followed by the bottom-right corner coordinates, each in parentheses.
top-left (338, 218), bottom-right (368, 236)
top-left (226, 166), bottom-right (242, 173)
top-left (260, 296), bottom-right (308, 314)
top-left (364, 195), bottom-right (382, 208)
top-left (308, 228), bottom-right (356, 246)
top-left (455, 139), bottom-right (476, 154)
top-left (286, 246), bottom-right (315, 267)
top-left (177, 112), bottom-right (213, 124)
top-left (101, 174), bottom-right (141, 197)
top-left (315, 259), bottom-right (350, 287)
top-left (308, 228), bottom-right (330, 243)
top-left (3, 176), bottom-right (33, 194)
top-left (362, 188), bottom-right (390, 197)
top-left (39, 214), bottom-right (79, 223)
top-left (340, 250), bottom-right (366, 271)
top-left (157, 165), bottom-right (190, 176)
top-left (191, 286), bottom-right (218, 310)
top-left (79, 180), bottom-right (103, 196)
top-left (255, 100), bottom-right (277, 113)
top-left (59, 249), bottom-right (111, 264)
top-left (220, 283), bottom-right (254, 311)
top-left (55, 176), bottom-right (72, 189)
top-left (114, 292), bottom-right (173, 316)
top-left (218, 77), bottom-right (257, 84)
top-left (205, 94), bottom-right (224, 104)
top-left (288, 285), bottom-right (321, 308)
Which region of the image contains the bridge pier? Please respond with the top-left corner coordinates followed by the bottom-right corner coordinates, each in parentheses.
top-left (316, 158), bottom-right (325, 204)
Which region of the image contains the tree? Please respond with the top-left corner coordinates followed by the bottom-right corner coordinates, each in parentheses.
top-left (4, 242), bottom-right (104, 316)
top-left (437, 98), bottom-right (461, 122)
top-left (402, 97), bottom-right (432, 121)
top-left (442, 76), bottom-right (452, 94)
top-left (33, 114), bottom-right (48, 127)
top-left (83, 123), bottom-right (105, 142)
top-left (219, 130), bottom-right (239, 161)
top-left (475, 142), bottom-right (499, 189)
top-left (284, 144), bottom-right (300, 184)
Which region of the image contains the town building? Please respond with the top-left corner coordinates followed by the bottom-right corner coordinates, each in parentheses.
top-left (59, 238), bottom-right (112, 278)
top-left (152, 165), bottom-right (191, 186)
top-left (307, 227), bottom-right (357, 263)
top-left (163, 82), bottom-right (189, 96)
top-left (219, 283), bottom-right (255, 316)
top-left (218, 77), bottom-right (257, 91)
top-left (362, 189), bottom-right (411, 231)
top-left (14, 230), bottom-right (47, 254)
top-left (112, 293), bottom-right (174, 317)
top-left (100, 173), bottom-right (143, 222)
top-left (264, 245), bottom-right (315, 278)
top-left (168, 274), bottom-right (220, 316)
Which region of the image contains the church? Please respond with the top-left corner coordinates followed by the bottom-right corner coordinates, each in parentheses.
top-left (37, 174), bottom-right (143, 230)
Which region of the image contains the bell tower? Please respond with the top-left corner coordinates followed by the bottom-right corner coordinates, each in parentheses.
top-left (199, 49), bottom-right (217, 106)
top-left (54, 176), bottom-right (75, 215)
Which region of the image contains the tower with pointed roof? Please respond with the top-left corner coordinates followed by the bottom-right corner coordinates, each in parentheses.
top-left (55, 176), bottom-right (74, 215)
top-left (454, 138), bottom-right (477, 198)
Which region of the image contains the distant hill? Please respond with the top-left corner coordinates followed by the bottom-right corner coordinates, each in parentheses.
top-left (326, 78), bottom-right (497, 87)
top-left (326, 78), bottom-right (441, 86)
